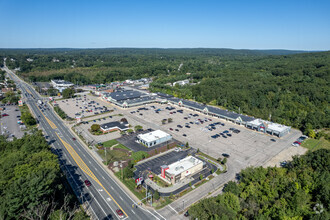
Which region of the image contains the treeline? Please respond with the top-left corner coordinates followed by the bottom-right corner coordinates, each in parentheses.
top-left (1, 49), bottom-right (329, 130)
top-left (0, 130), bottom-right (88, 219)
top-left (151, 51), bottom-right (330, 131)
top-left (189, 149), bottom-right (330, 219)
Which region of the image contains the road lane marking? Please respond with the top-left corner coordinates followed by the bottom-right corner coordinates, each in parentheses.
top-left (102, 176), bottom-right (105, 180)
top-left (56, 133), bottom-right (128, 218)
top-left (119, 196), bottom-right (123, 201)
top-left (131, 210), bottom-right (136, 214)
top-left (168, 205), bottom-right (178, 214)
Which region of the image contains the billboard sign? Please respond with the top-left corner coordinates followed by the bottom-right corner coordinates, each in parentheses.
top-left (135, 177), bottom-right (143, 186)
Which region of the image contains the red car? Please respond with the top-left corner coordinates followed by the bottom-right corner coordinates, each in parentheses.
top-left (294, 141), bottom-right (301, 145)
top-left (1, 113), bottom-right (9, 117)
top-left (72, 137), bottom-right (76, 141)
top-left (169, 128), bottom-right (173, 131)
top-left (84, 180), bottom-right (91, 187)
top-left (116, 209), bottom-right (124, 218)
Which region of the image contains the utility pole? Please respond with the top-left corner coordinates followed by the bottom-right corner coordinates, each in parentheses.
top-left (104, 147), bottom-right (107, 165)
top-left (120, 163), bottom-right (123, 180)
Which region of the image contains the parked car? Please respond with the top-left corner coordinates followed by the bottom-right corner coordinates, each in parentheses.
top-left (169, 128), bottom-right (173, 131)
top-left (183, 134), bottom-right (187, 137)
top-left (223, 130), bottom-right (229, 134)
top-left (270, 138), bottom-right (276, 142)
top-left (222, 153), bottom-right (230, 158)
top-left (72, 137), bottom-right (76, 141)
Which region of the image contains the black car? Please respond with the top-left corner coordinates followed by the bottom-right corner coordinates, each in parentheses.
top-left (270, 139), bottom-right (276, 142)
top-left (189, 121), bottom-right (194, 124)
top-left (175, 129), bottom-right (179, 132)
top-left (227, 134), bottom-right (232, 137)
top-left (184, 211), bottom-right (189, 217)
top-left (183, 134), bottom-right (187, 137)
top-left (177, 125), bottom-right (183, 128)
top-left (185, 125), bottom-right (190, 128)
top-left (222, 153), bottom-right (230, 158)
top-left (223, 130), bottom-right (229, 134)
top-left (229, 128), bottom-right (235, 131)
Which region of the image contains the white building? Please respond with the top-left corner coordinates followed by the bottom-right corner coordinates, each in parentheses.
top-left (137, 130), bottom-right (172, 147)
top-left (173, 79), bottom-right (189, 86)
top-left (161, 156), bottom-right (203, 184)
top-left (246, 119), bottom-right (291, 137)
top-left (50, 80), bottom-right (74, 92)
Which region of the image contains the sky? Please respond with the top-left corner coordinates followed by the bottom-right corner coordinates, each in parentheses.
top-left (0, 0), bottom-right (329, 50)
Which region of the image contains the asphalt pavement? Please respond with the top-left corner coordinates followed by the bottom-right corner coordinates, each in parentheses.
top-left (3, 65), bottom-right (164, 220)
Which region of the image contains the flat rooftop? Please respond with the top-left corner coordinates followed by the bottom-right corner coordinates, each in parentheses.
top-left (248, 119), bottom-right (290, 132)
top-left (166, 156), bottom-right (203, 176)
top-left (100, 121), bottom-right (129, 131)
top-left (137, 130), bottom-right (171, 143)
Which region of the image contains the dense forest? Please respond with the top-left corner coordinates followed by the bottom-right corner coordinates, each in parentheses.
top-left (0, 130), bottom-right (88, 219)
top-left (189, 149), bottom-right (330, 219)
top-left (0, 48), bottom-right (329, 131)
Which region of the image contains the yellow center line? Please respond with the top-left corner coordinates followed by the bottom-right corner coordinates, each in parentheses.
top-left (55, 133), bottom-right (128, 217)
top-left (35, 104), bottom-right (57, 129)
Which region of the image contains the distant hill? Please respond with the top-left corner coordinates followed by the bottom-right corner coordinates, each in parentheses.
top-left (0, 48), bottom-right (319, 56)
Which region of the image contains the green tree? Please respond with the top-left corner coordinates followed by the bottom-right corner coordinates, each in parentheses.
top-left (222, 158), bottom-right (227, 164)
top-left (153, 190), bottom-right (160, 201)
top-left (127, 129), bottom-right (134, 134)
top-left (123, 167), bottom-right (134, 179)
top-left (62, 88), bottom-right (75, 99)
top-left (91, 124), bottom-right (100, 132)
top-left (21, 112), bottom-right (36, 126)
top-left (134, 125), bottom-right (143, 131)
top-left (308, 130), bottom-right (316, 138)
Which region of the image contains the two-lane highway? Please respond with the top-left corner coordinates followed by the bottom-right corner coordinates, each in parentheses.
top-left (3, 65), bottom-right (164, 220)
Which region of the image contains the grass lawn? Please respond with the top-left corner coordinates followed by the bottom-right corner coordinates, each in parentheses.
top-left (114, 172), bottom-right (145, 200)
top-left (153, 197), bottom-right (173, 210)
top-left (18, 104), bottom-right (37, 129)
top-left (131, 151), bottom-right (150, 162)
top-left (301, 137), bottom-right (330, 151)
top-left (103, 139), bottom-right (119, 148)
top-left (114, 144), bottom-right (130, 151)
top-left (98, 149), bottom-right (130, 164)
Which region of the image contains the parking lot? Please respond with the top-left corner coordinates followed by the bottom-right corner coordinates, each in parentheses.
top-left (66, 95), bottom-right (301, 171)
top-left (56, 94), bottom-right (111, 118)
top-left (134, 149), bottom-right (192, 178)
top-left (0, 105), bottom-right (25, 139)
top-left (117, 128), bottom-right (179, 152)
top-left (116, 102), bottom-right (301, 170)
